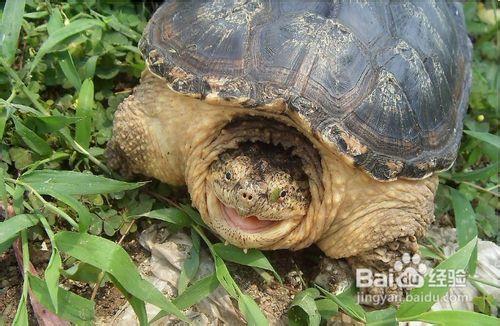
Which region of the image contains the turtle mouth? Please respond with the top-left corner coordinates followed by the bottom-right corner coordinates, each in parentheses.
top-left (219, 201), bottom-right (278, 233)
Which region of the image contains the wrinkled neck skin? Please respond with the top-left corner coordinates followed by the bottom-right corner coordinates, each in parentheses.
top-left (115, 72), bottom-right (437, 257)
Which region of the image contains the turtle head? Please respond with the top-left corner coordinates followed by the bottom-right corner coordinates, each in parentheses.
top-left (208, 142), bottom-right (310, 233)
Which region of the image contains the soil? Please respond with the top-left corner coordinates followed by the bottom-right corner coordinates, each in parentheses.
top-left (228, 246), bottom-right (327, 324)
top-left (0, 235), bottom-right (149, 325)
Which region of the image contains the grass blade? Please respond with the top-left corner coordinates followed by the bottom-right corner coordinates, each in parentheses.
top-left (75, 79), bottom-right (94, 149)
top-left (110, 275), bottom-right (148, 326)
top-left (450, 188), bottom-right (478, 274)
top-left (178, 230), bottom-right (201, 294)
top-left (396, 237), bottom-right (477, 318)
top-left (45, 190), bottom-right (92, 233)
top-left (150, 273), bottom-right (220, 324)
top-left (0, 214), bottom-right (39, 243)
top-left (27, 19), bottom-right (103, 74)
top-left (0, 0), bottom-right (26, 65)
top-left (315, 299), bottom-right (338, 321)
top-left (402, 310), bottom-right (499, 325)
top-left (0, 236), bottom-right (16, 254)
top-left (173, 273), bottom-right (220, 310)
top-left (59, 51), bottom-right (82, 90)
top-left (32, 116), bottom-right (81, 133)
top-left (0, 105), bottom-right (12, 140)
top-left (140, 208), bottom-right (192, 227)
top-left (29, 274), bottom-right (95, 324)
top-left (214, 255), bottom-right (239, 298)
top-left (44, 249), bottom-right (62, 313)
top-left (317, 284), bottom-right (366, 322)
top-left (13, 229), bottom-right (30, 326)
top-left (212, 243), bottom-right (282, 283)
top-left (464, 130), bottom-right (500, 149)
top-left (12, 116), bottom-right (52, 156)
top-left (19, 169), bottom-right (143, 195)
top-left (54, 231), bottom-right (187, 321)
top-left (80, 55), bottom-right (98, 79)
top-left (366, 307), bottom-right (397, 326)
top-left (288, 288), bottom-right (321, 326)
top-left (450, 162), bottom-right (499, 182)
top-left (238, 293), bottom-right (269, 326)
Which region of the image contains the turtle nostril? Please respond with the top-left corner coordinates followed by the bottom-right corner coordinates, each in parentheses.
top-left (248, 195), bottom-right (253, 200)
top-left (242, 193), bottom-right (247, 198)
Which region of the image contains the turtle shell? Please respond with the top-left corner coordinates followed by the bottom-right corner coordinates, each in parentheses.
top-left (139, 0), bottom-right (472, 181)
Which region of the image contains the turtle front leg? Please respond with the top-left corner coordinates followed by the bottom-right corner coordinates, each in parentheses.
top-left (346, 235), bottom-right (426, 307)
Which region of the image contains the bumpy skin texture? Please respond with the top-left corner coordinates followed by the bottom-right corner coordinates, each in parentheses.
top-left (208, 142), bottom-right (310, 221)
top-left (108, 72), bottom-right (438, 258)
top-left (140, 0), bottom-right (472, 180)
top-left (108, 0), bottom-right (471, 307)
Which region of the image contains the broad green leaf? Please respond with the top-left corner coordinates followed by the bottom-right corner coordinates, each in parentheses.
top-left (62, 262), bottom-right (108, 284)
top-left (212, 243), bottom-right (282, 283)
top-left (44, 249), bottom-right (62, 313)
top-left (75, 79), bottom-right (94, 149)
top-left (110, 275), bottom-right (148, 326)
top-left (0, 106), bottom-right (11, 140)
top-left (24, 152), bottom-right (70, 174)
top-left (19, 170), bottom-right (143, 195)
top-left (29, 274), bottom-right (94, 324)
top-left (214, 255), bottom-right (239, 298)
top-left (47, 7), bottom-right (63, 34)
top-left (173, 273), bottom-right (219, 310)
top-left (48, 8), bottom-right (81, 89)
top-left (32, 116), bottom-right (81, 133)
top-left (451, 162), bottom-right (498, 182)
top-left (45, 190), bottom-right (92, 233)
top-left (419, 246), bottom-right (443, 261)
top-left (450, 188), bottom-right (478, 274)
top-left (397, 238), bottom-right (477, 318)
top-left (101, 15), bottom-right (142, 41)
top-left (151, 273), bottom-right (220, 323)
top-left (0, 101), bottom-right (42, 117)
top-left (12, 296), bottom-right (28, 326)
top-left (178, 230), bottom-right (201, 294)
top-left (403, 310), bottom-right (499, 325)
top-left (12, 116), bottom-right (52, 156)
top-left (317, 284), bottom-right (366, 322)
top-left (54, 231), bottom-right (186, 321)
top-left (0, 167), bottom-right (7, 205)
top-left (179, 204), bottom-right (204, 226)
top-left (464, 130), bottom-right (500, 149)
top-left (81, 56), bottom-right (98, 79)
top-left (13, 229), bottom-right (29, 326)
top-left (288, 288), bottom-right (321, 326)
top-left (366, 307), bottom-right (397, 326)
top-left (59, 51), bottom-right (82, 90)
top-left (28, 19), bottom-right (104, 74)
top-left (140, 208), bottom-right (191, 227)
top-left (0, 236), bottom-right (16, 254)
top-left (0, 0), bottom-right (26, 65)
top-left (238, 293), bottom-right (269, 326)
top-left (0, 214), bottom-right (39, 243)
top-left (315, 299), bottom-right (338, 320)
top-left (473, 294), bottom-right (494, 315)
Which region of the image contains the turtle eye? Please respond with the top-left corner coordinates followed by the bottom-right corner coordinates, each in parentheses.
top-left (279, 190), bottom-right (287, 198)
top-left (225, 172), bottom-right (232, 180)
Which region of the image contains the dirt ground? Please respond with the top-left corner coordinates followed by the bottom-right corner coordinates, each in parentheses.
top-left (0, 235), bottom-right (150, 325)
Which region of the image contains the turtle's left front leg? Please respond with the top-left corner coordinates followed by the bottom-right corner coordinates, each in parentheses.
top-left (347, 235), bottom-right (426, 307)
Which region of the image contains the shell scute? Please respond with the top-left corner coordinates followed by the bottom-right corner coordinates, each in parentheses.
top-left (141, 0), bottom-right (472, 180)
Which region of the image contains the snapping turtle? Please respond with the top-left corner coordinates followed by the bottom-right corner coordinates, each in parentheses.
top-left (107, 0), bottom-right (471, 303)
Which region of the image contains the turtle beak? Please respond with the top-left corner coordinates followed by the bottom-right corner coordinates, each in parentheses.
top-left (237, 207), bottom-right (250, 217)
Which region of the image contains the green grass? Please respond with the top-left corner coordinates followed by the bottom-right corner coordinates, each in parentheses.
top-left (0, 1), bottom-right (498, 325)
